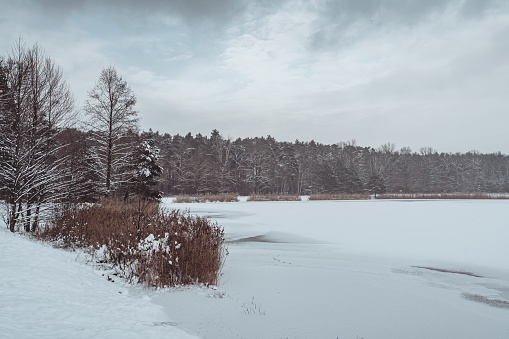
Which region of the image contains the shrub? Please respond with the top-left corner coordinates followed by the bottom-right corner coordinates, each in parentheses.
top-left (376, 192), bottom-right (509, 200)
top-left (36, 198), bottom-right (226, 288)
top-left (308, 193), bottom-right (371, 200)
top-left (247, 194), bottom-right (301, 202)
top-left (174, 193), bottom-right (239, 203)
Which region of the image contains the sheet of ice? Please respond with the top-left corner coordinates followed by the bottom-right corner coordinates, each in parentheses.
top-left (173, 199), bottom-right (509, 269)
top-left (0, 228), bottom-right (197, 339)
top-left (156, 199), bottom-right (509, 338)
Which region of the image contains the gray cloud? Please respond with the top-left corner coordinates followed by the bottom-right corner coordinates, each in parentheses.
top-left (460, 0), bottom-right (507, 18)
top-left (309, 0), bottom-right (507, 51)
top-left (36, 0), bottom-right (246, 24)
top-left (3, 0), bottom-right (509, 153)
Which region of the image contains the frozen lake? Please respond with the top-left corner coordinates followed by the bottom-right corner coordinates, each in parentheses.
top-left (154, 198), bottom-right (509, 338)
top-left (1, 199), bottom-right (508, 338)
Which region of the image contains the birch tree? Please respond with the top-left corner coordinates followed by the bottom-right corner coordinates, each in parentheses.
top-left (84, 66), bottom-right (138, 195)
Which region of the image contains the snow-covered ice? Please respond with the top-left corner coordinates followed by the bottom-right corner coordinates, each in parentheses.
top-left (1, 199), bottom-right (508, 338)
top-left (155, 199), bottom-right (509, 338)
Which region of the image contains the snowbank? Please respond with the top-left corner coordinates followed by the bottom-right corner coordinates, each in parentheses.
top-left (0, 228), bottom-right (197, 339)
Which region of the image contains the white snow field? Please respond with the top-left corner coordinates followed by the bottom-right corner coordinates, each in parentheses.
top-left (0, 227), bottom-right (198, 339)
top-left (2, 199), bottom-right (509, 338)
top-left (155, 198), bottom-right (509, 339)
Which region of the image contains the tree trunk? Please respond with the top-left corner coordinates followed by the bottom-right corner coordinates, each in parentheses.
top-left (25, 203), bottom-right (31, 232)
top-left (9, 202), bottom-right (17, 232)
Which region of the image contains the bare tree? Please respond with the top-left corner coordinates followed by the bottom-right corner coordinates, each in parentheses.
top-left (0, 39), bottom-right (75, 232)
top-left (84, 66), bottom-right (138, 195)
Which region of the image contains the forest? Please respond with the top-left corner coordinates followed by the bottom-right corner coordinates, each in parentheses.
top-left (1, 40), bottom-right (509, 232)
top-left (144, 130), bottom-right (509, 196)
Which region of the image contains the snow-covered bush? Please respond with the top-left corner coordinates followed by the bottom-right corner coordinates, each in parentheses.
top-left (36, 198), bottom-right (226, 287)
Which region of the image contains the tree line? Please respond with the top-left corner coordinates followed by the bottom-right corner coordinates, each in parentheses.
top-left (145, 131), bottom-right (509, 196)
top-left (2, 40), bottom-right (509, 232)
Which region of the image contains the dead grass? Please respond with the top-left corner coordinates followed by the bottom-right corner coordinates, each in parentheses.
top-left (174, 193), bottom-right (239, 203)
top-left (247, 194), bottom-right (301, 202)
top-left (308, 193), bottom-right (371, 201)
top-left (376, 192), bottom-right (509, 200)
top-left (36, 198), bottom-right (226, 288)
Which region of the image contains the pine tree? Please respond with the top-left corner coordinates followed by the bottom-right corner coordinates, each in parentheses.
top-left (128, 139), bottom-right (163, 200)
top-left (367, 174), bottom-right (386, 198)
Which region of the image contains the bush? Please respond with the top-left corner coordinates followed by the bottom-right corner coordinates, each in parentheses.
top-left (308, 193), bottom-right (371, 200)
top-left (376, 192), bottom-right (509, 200)
top-left (174, 193), bottom-right (239, 203)
top-left (247, 194), bottom-right (301, 202)
top-left (36, 198), bottom-right (226, 288)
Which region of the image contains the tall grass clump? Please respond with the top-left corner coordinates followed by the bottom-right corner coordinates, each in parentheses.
top-left (174, 193), bottom-right (239, 203)
top-left (247, 194), bottom-right (301, 202)
top-left (376, 192), bottom-right (509, 200)
top-left (308, 193), bottom-right (371, 200)
top-left (36, 198), bottom-right (226, 288)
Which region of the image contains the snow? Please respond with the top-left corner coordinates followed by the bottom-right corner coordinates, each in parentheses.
top-left (2, 199), bottom-right (509, 338)
top-left (156, 198), bottom-right (509, 338)
top-left (0, 228), bottom-right (198, 339)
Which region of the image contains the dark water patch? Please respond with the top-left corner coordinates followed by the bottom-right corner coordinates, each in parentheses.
top-left (229, 234), bottom-right (288, 244)
top-left (153, 321), bottom-right (181, 327)
top-left (228, 232), bottom-right (324, 244)
top-left (462, 293), bottom-right (509, 309)
top-left (191, 210), bottom-right (252, 220)
top-left (202, 214), bottom-right (228, 219)
top-left (412, 266), bottom-right (483, 278)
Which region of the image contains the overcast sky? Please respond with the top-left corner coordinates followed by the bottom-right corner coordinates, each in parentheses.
top-left (1, 0), bottom-right (508, 153)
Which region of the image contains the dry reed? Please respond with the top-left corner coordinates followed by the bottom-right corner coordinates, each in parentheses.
top-left (247, 194), bottom-right (301, 202)
top-left (36, 198), bottom-right (226, 288)
top-left (376, 192), bottom-right (509, 199)
top-left (174, 193), bottom-right (239, 203)
top-left (308, 193), bottom-right (371, 200)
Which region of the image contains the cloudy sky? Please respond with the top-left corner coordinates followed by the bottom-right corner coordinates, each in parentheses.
top-left (1, 0), bottom-right (508, 153)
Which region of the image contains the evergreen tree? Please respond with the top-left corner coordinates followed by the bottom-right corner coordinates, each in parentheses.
top-left (367, 174), bottom-right (386, 197)
top-left (127, 139), bottom-right (163, 200)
